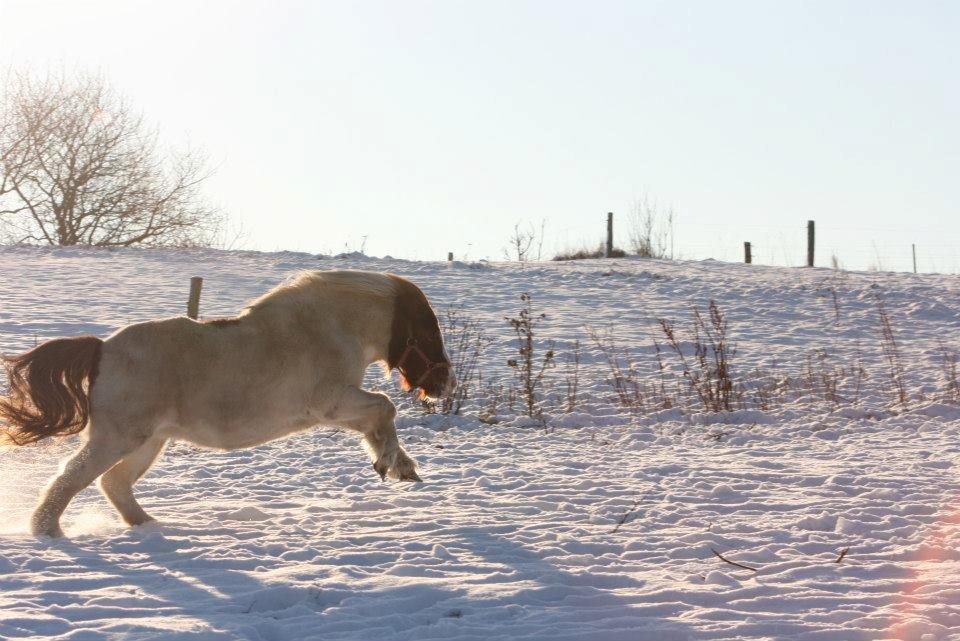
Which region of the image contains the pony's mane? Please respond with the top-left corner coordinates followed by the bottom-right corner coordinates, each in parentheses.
top-left (244, 270), bottom-right (398, 313)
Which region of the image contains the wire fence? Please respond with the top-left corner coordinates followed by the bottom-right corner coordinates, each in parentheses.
top-left (534, 214), bottom-right (959, 274)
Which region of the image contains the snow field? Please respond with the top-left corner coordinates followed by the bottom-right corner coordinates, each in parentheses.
top-left (0, 246), bottom-right (958, 640)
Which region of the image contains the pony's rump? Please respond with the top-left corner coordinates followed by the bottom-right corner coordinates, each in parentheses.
top-left (0, 336), bottom-right (103, 445)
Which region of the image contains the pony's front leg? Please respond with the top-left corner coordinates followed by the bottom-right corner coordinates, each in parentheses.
top-left (330, 387), bottom-right (421, 482)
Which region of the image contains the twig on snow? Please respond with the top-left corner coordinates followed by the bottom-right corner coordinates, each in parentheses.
top-left (611, 490), bottom-right (655, 534)
top-left (710, 548), bottom-right (758, 572)
top-left (835, 547), bottom-right (850, 563)
top-left (611, 498), bottom-right (642, 534)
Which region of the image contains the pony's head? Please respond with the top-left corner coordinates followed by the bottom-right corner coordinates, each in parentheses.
top-left (386, 275), bottom-right (455, 399)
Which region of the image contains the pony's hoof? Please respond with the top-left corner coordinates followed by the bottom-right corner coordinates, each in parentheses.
top-left (31, 523), bottom-right (65, 538)
top-left (30, 512), bottom-right (64, 538)
top-left (392, 457), bottom-right (422, 482)
top-left (372, 462), bottom-right (388, 481)
top-left (399, 470), bottom-right (422, 482)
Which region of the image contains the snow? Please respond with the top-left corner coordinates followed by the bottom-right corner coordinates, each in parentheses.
top-left (0, 245), bottom-right (958, 640)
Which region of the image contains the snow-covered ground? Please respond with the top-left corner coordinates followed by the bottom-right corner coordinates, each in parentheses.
top-left (0, 246), bottom-right (958, 641)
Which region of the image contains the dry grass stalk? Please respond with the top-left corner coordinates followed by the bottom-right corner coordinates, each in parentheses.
top-left (873, 291), bottom-right (908, 407)
top-left (938, 340), bottom-right (959, 403)
top-left (562, 340), bottom-right (581, 413)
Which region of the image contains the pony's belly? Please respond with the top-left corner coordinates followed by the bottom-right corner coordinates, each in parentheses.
top-left (161, 415), bottom-right (316, 451)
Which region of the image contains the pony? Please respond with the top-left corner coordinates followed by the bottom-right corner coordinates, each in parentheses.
top-left (0, 270), bottom-right (454, 538)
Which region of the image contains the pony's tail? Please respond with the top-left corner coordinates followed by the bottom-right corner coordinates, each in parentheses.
top-left (0, 336), bottom-right (103, 446)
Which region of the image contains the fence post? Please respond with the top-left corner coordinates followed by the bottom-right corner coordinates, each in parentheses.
top-left (606, 212), bottom-right (613, 258)
top-left (744, 242), bottom-right (752, 264)
top-left (806, 220), bottom-right (815, 267)
top-left (912, 244), bottom-right (917, 274)
top-left (447, 252), bottom-right (453, 262)
top-left (187, 276), bottom-right (203, 320)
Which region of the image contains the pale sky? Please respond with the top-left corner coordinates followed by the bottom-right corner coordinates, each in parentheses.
top-left (1, 0), bottom-right (957, 271)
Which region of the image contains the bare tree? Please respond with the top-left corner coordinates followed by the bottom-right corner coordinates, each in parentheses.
top-left (628, 195), bottom-right (675, 259)
top-left (503, 220), bottom-right (545, 262)
top-left (0, 70), bottom-right (222, 247)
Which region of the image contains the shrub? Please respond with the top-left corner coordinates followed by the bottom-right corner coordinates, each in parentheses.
top-left (553, 244), bottom-right (627, 261)
top-left (628, 196), bottom-right (675, 259)
top-left (505, 293), bottom-right (555, 419)
top-left (588, 327), bottom-right (676, 412)
top-left (504, 221), bottom-right (545, 262)
top-left (438, 305), bottom-right (490, 415)
top-left (659, 301), bottom-right (739, 412)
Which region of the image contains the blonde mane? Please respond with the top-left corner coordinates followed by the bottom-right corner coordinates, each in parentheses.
top-left (243, 270), bottom-right (398, 314)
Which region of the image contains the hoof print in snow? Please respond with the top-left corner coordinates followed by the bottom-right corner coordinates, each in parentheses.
top-left (223, 506), bottom-right (271, 522)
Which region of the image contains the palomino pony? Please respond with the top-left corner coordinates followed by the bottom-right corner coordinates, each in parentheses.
top-left (0, 270), bottom-right (454, 538)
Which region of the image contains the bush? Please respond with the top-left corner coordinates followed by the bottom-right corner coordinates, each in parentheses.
top-left (505, 293), bottom-right (555, 419)
top-left (628, 196), bottom-right (675, 259)
top-left (438, 305), bottom-right (490, 415)
top-left (553, 244), bottom-right (627, 261)
top-left (660, 301), bottom-right (738, 412)
top-left (589, 327), bottom-right (675, 412)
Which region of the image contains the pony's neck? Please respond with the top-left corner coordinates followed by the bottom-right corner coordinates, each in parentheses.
top-left (242, 284), bottom-right (394, 367)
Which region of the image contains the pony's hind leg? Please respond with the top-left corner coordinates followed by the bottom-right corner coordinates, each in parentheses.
top-left (31, 431), bottom-right (143, 538)
top-left (331, 387), bottom-right (421, 482)
top-left (98, 437), bottom-right (166, 526)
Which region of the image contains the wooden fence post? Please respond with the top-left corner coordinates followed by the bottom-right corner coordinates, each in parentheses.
top-left (447, 252), bottom-right (454, 262)
top-left (744, 242), bottom-right (752, 264)
top-left (606, 212), bottom-right (614, 258)
top-left (912, 244), bottom-right (917, 274)
top-left (806, 220), bottom-right (815, 267)
top-left (187, 276), bottom-right (203, 320)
